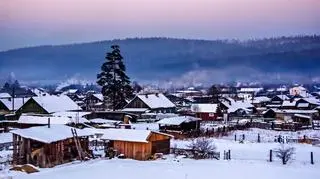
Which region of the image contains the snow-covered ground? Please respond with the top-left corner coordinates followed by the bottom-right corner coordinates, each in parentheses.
top-left (172, 138), bottom-right (320, 164)
top-left (222, 128), bottom-right (320, 143)
top-left (4, 156), bottom-right (320, 179)
top-left (1, 127), bottom-right (320, 178)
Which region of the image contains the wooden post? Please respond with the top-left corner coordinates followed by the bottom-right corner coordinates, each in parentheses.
top-left (228, 150), bottom-right (231, 160)
top-left (269, 150), bottom-right (272, 162)
top-left (311, 152), bottom-right (314, 165)
top-left (234, 134), bottom-right (237, 141)
top-left (258, 133), bottom-right (260, 143)
top-left (242, 134), bottom-right (245, 141)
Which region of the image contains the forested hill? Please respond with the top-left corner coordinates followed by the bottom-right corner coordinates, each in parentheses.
top-left (0, 35), bottom-right (320, 83)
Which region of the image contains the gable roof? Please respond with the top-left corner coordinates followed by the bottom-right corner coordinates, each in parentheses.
top-left (18, 114), bottom-right (89, 125)
top-left (93, 94), bottom-right (104, 101)
top-left (0, 93), bottom-right (11, 98)
top-left (157, 116), bottom-right (201, 125)
top-left (129, 93), bottom-right (175, 109)
top-left (251, 96), bottom-right (271, 104)
top-left (11, 125), bottom-right (94, 144)
top-left (0, 98), bottom-right (29, 111)
top-left (191, 104), bottom-right (218, 113)
top-left (298, 97), bottom-right (320, 106)
top-left (274, 95), bottom-right (290, 100)
top-left (30, 95), bottom-right (80, 113)
top-left (282, 100), bottom-right (296, 107)
top-left (222, 100), bottom-right (254, 113)
top-left (100, 128), bottom-right (172, 143)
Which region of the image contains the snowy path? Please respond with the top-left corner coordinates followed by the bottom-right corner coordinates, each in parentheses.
top-left (8, 158), bottom-right (320, 179)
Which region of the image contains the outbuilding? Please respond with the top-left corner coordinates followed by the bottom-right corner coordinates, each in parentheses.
top-left (101, 129), bottom-right (172, 160)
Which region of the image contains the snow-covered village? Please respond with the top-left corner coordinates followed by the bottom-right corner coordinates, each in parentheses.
top-left (1, 0), bottom-right (320, 179)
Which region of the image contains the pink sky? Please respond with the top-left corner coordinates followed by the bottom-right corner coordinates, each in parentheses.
top-left (1, 0), bottom-right (319, 50)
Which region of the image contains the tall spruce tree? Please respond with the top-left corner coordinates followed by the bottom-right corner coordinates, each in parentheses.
top-left (97, 45), bottom-right (133, 111)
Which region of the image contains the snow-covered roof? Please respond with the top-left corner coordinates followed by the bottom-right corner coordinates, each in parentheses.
top-left (93, 94), bottom-right (104, 101)
top-left (282, 100), bottom-right (296, 107)
top-left (275, 109), bottom-right (318, 114)
top-left (31, 95), bottom-right (81, 113)
top-left (222, 100), bottom-right (254, 113)
top-left (52, 111), bottom-right (91, 118)
top-left (0, 93), bottom-right (11, 98)
top-left (134, 93), bottom-right (175, 109)
top-left (32, 88), bottom-right (50, 97)
top-left (122, 108), bottom-right (149, 112)
top-left (100, 129), bottom-right (171, 143)
top-left (300, 97), bottom-right (320, 106)
top-left (294, 114), bottom-right (311, 119)
top-left (274, 95), bottom-right (290, 100)
top-left (18, 114), bottom-right (89, 124)
top-left (191, 104), bottom-right (218, 113)
top-left (157, 116), bottom-right (201, 126)
top-left (0, 98), bottom-right (29, 111)
top-left (251, 96), bottom-right (271, 104)
top-left (90, 118), bottom-right (122, 124)
top-left (11, 125), bottom-right (94, 143)
top-left (297, 103), bottom-right (309, 108)
top-left (239, 87), bottom-right (263, 93)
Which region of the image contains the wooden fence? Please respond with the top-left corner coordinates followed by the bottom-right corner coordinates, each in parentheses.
top-left (170, 148), bottom-right (220, 160)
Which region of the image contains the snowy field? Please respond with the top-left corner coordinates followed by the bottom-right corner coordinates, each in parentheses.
top-left (4, 157), bottom-right (320, 179)
top-left (1, 127), bottom-right (320, 178)
top-left (172, 138), bottom-right (320, 164)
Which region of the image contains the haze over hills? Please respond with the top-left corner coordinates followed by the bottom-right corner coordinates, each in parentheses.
top-left (0, 35), bottom-right (320, 86)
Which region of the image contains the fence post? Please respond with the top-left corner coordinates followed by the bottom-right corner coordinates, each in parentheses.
top-left (234, 134), bottom-right (237, 141)
top-left (242, 134), bottom-right (245, 141)
top-left (258, 133), bottom-right (260, 143)
top-left (223, 150), bottom-right (226, 160)
top-left (228, 150), bottom-right (231, 160)
top-left (269, 150), bottom-right (272, 162)
top-left (311, 152), bottom-right (314, 165)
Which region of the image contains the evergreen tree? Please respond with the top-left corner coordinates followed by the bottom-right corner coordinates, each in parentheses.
top-left (208, 85), bottom-right (221, 103)
top-left (97, 45), bottom-right (133, 111)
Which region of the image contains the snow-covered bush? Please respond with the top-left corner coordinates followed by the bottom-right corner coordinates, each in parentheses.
top-left (187, 138), bottom-right (216, 159)
top-left (274, 145), bottom-right (295, 165)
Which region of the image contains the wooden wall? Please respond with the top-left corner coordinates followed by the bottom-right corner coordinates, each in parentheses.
top-left (112, 132), bottom-right (171, 160)
top-left (113, 141), bottom-right (151, 160)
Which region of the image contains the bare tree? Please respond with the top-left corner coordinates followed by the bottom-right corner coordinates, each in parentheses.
top-left (187, 138), bottom-right (216, 159)
top-left (274, 145), bottom-right (295, 165)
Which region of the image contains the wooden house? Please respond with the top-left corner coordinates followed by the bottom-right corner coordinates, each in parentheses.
top-left (0, 97), bottom-right (29, 113)
top-left (296, 98), bottom-right (320, 110)
top-left (191, 104), bottom-right (219, 121)
top-left (157, 116), bottom-right (201, 132)
top-left (101, 129), bottom-right (172, 160)
top-left (11, 125), bottom-right (94, 168)
top-left (123, 93), bottom-right (176, 114)
top-left (270, 95), bottom-right (290, 105)
top-left (18, 95), bottom-right (81, 114)
top-left (84, 93), bottom-right (104, 111)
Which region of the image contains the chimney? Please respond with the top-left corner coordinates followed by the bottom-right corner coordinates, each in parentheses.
top-left (48, 118), bottom-right (51, 128)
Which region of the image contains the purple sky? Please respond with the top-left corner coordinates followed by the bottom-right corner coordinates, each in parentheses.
top-left (1, 0), bottom-right (319, 51)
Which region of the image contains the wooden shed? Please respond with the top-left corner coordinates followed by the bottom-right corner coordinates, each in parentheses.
top-left (101, 129), bottom-right (172, 160)
top-left (11, 125), bottom-right (94, 168)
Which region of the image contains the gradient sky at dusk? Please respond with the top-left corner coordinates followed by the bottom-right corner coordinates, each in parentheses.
top-left (1, 0), bottom-right (319, 51)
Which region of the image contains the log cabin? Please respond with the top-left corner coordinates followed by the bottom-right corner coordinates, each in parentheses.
top-left (123, 93), bottom-right (176, 114)
top-left (11, 125), bottom-right (94, 168)
top-left (101, 129), bottom-right (172, 160)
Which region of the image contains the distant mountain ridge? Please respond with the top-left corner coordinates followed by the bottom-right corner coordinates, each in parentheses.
top-left (0, 36), bottom-right (320, 85)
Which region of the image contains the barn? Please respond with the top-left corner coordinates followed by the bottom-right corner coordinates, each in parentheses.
top-left (11, 125), bottom-right (94, 168)
top-left (101, 129), bottom-right (172, 160)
